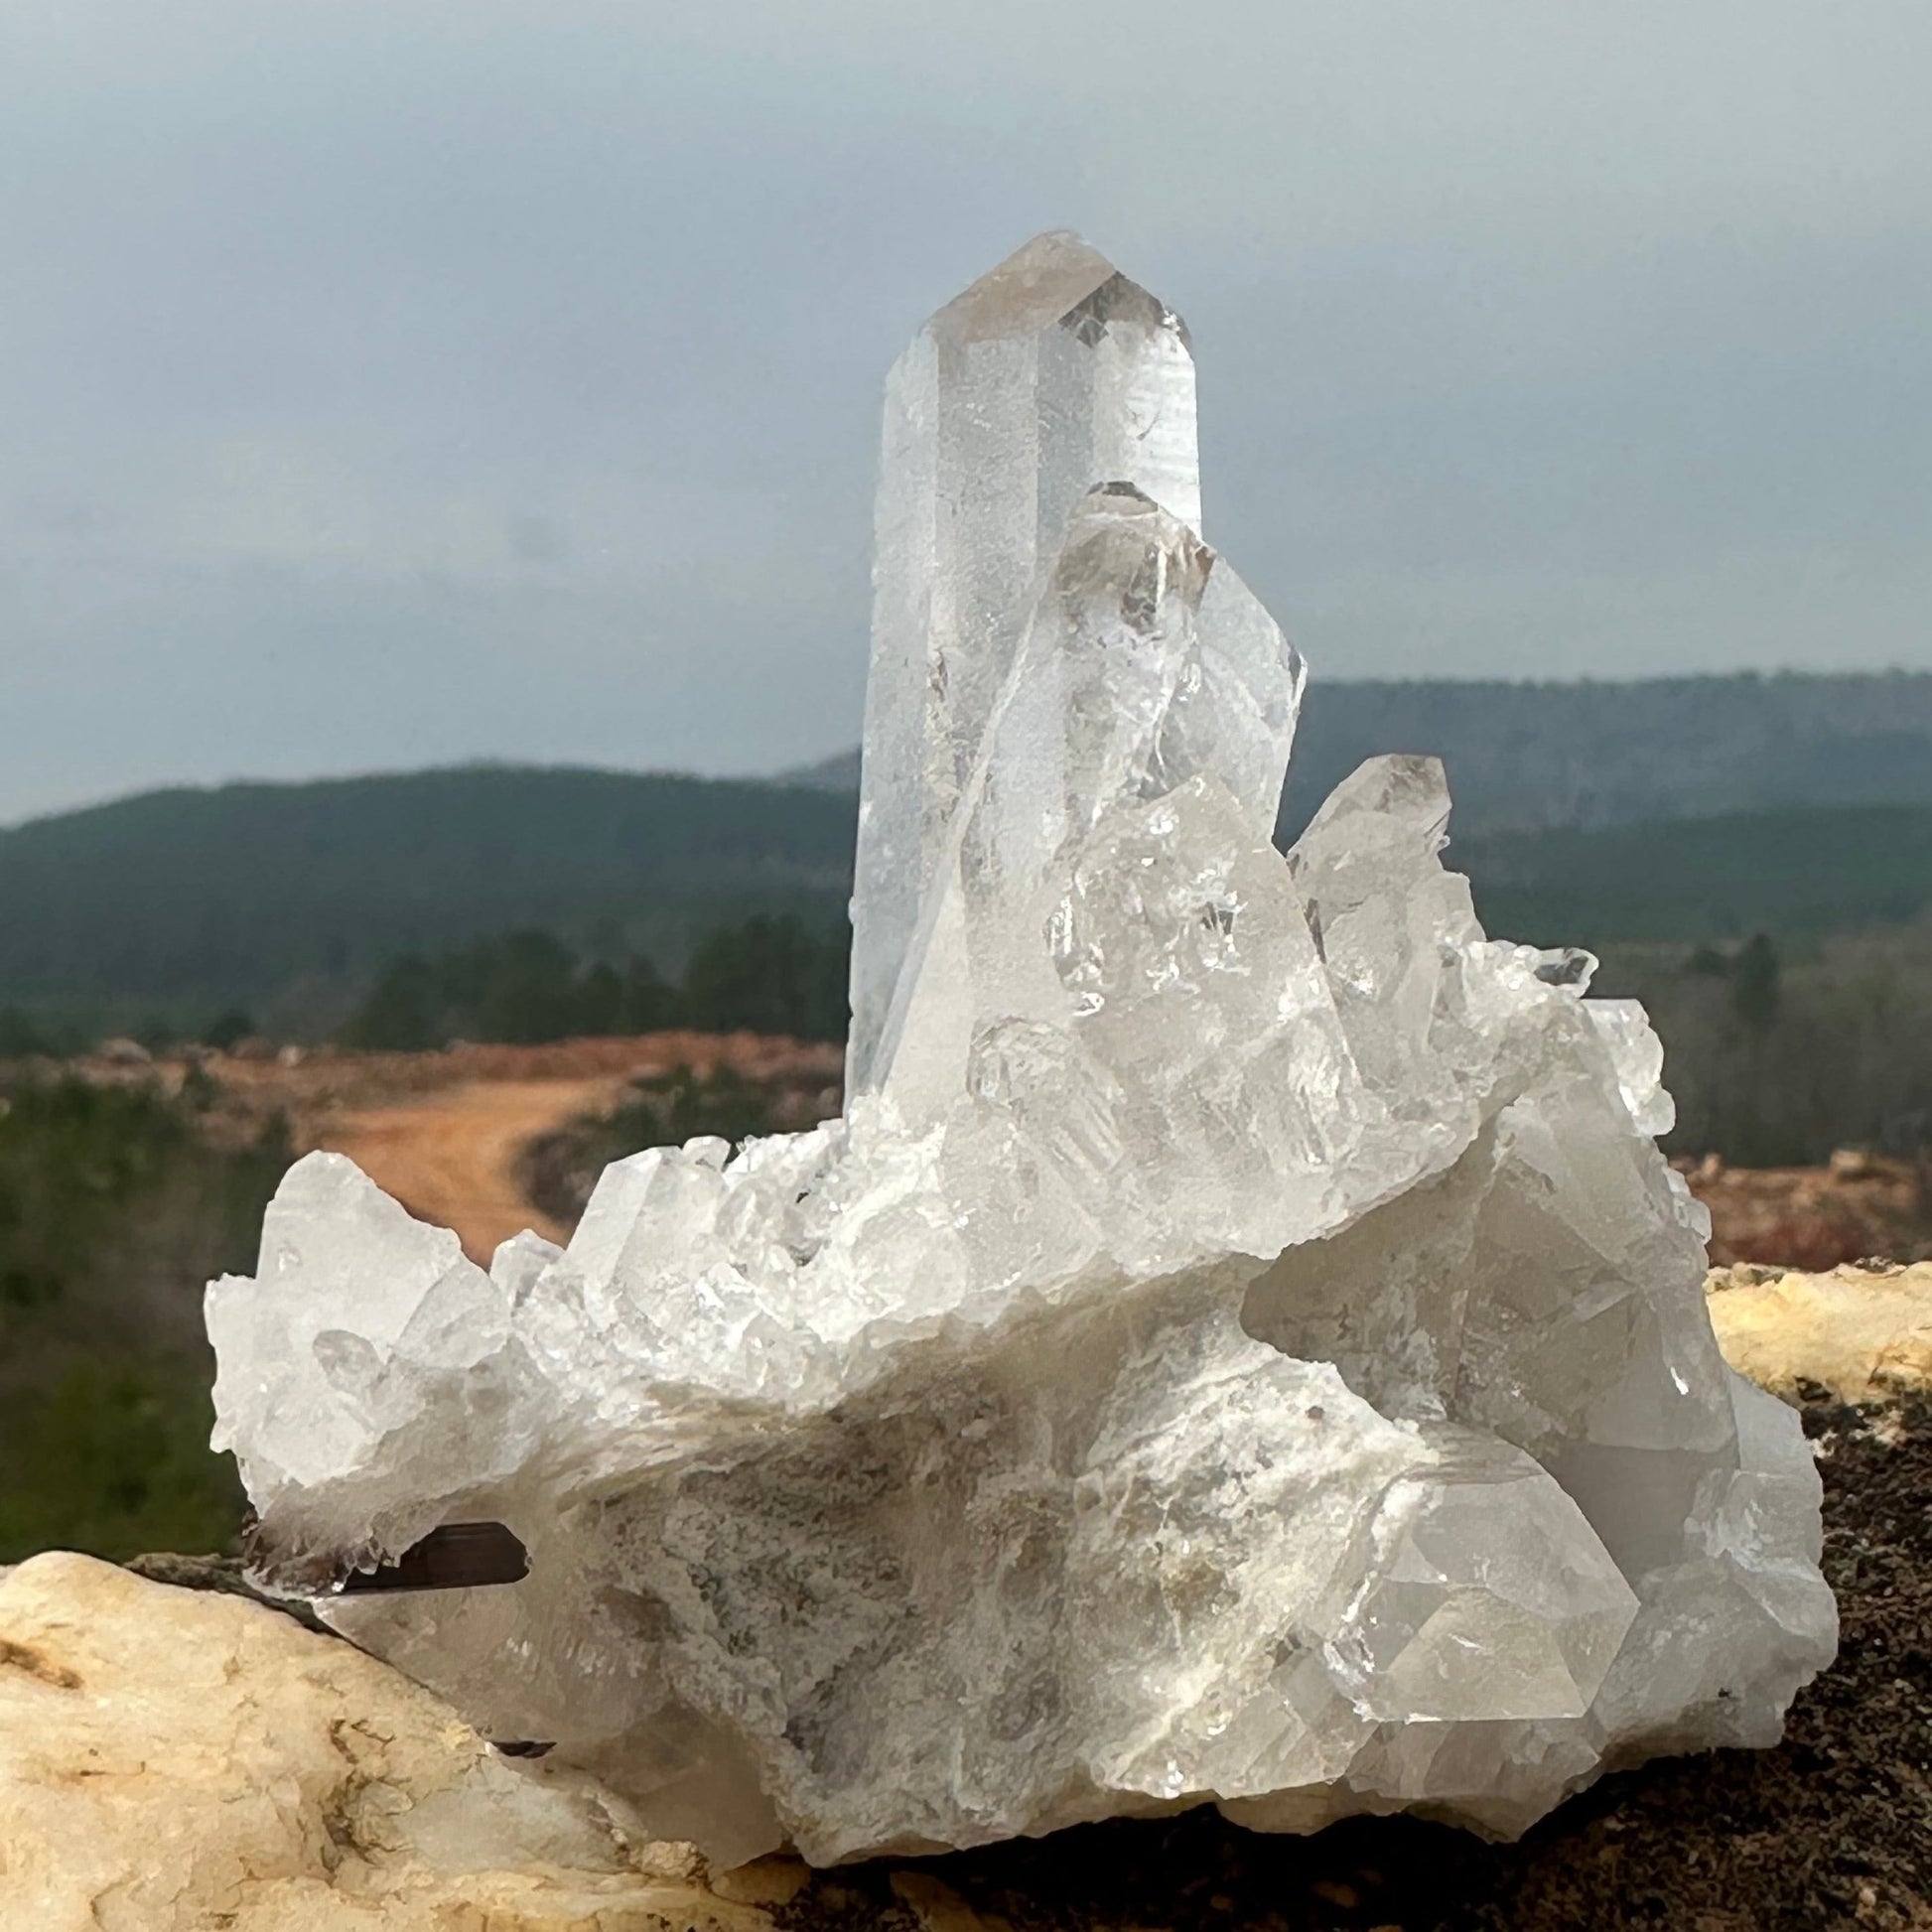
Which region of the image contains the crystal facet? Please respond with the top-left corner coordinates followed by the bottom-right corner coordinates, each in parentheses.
top-left (850, 232), bottom-right (1201, 1094)
top-left (208, 233), bottom-right (1836, 1867)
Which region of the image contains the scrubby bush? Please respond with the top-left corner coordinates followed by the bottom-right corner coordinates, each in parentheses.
top-left (0, 1073), bottom-right (287, 1563)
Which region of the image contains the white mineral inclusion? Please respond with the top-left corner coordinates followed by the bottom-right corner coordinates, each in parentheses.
top-left (207, 233), bottom-right (1837, 1867)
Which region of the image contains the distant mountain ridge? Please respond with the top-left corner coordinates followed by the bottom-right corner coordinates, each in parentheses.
top-left (5, 672), bottom-right (1932, 1039)
top-left (0, 765), bottom-right (855, 1036)
top-left (787, 670), bottom-right (1932, 839)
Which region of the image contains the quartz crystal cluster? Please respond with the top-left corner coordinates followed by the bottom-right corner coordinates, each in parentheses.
top-left (208, 233), bottom-right (1836, 1867)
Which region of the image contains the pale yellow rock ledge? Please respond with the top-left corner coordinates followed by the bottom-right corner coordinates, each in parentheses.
top-left (0, 1551), bottom-right (787, 1932)
top-left (1707, 1259), bottom-right (1932, 1405)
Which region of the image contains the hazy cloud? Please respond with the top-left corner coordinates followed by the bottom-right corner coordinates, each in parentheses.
top-left (2, 0), bottom-right (1929, 820)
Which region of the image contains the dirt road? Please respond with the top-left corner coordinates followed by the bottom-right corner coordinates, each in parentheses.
top-left (190, 1032), bottom-right (845, 1263)
top-left (306, 1075), bottom-right (629, 1260)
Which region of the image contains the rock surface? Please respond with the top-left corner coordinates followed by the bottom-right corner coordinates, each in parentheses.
top-left (0, 1552), bottom-right (775, 1931)
top-left (1708, 1259), bottom-right (1932, 1403)
top-left (207, 235), bottom-right (1836, 1865)
top-left (7, 1390), bottom-right (1923, 1932)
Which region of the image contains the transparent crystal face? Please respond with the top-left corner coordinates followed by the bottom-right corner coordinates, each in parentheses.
top-left (850, 232), bottom-right (1202, 1095)
top-left (207, 232), bottom-right (1836, 1866)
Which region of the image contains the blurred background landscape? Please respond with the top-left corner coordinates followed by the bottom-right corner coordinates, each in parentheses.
top-left (8, 11), bottom-right (1932, 1925)
top-left (4, 3), bottom-right (1930, 1575)
top-left (6, 667), bottom-right (1931, 1566)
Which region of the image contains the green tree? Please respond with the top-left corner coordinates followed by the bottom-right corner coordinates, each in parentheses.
top-left (203, 1008), bottom-right (256, 1050)
top-left (1731, 933), bottom-right (1782, 1033)
top-left (619, 956), bottom-right (680, 1033)
top-left (682, 914), bottom-right (848, 1040)
top-left (345, 955), bottom-right (445, 1049)
top-left (474, 930), bottom-right (581, 1044)
top-left (618, 1064), bottom-right (777, 1149)
top-left (0, 1007), bottom-right (53, 1056)
top-left (342, 917), bottom-right (851, 1050)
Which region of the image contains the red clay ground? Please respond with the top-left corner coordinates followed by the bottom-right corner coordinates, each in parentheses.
top-left (199, 1033), bottom-right (843, 1260)
top-left (72, 1034), bottom-right (1924, 1273)
top-left (1686, 1153), bottom-right (1932, 1272)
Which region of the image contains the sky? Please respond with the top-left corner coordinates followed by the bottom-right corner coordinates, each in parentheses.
top-left (2, 1), bottom-right (1929, 823)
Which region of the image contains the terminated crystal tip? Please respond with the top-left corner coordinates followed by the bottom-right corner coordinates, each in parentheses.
top-left (929, 230), bottom-right (1121, 343)
top-left (931, 230), bottom-right (1192, 355)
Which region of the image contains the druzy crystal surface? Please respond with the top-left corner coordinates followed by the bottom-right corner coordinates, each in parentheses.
top-left (207, 234), bottom-right (1836, 1867)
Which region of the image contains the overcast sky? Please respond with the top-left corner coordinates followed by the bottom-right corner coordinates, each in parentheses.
top-left (3, 2), bottom-right (1929, 823)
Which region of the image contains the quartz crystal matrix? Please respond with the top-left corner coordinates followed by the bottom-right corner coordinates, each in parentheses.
top-left (208, 234), bottom-right (1836, 1866)
top-left (849, 231), bottom-right (1200, 1093)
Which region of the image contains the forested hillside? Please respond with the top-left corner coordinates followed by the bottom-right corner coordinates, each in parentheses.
top-left (0, 766), bottom-right (853, 1037)
top-left (1459, 805), bottom-right (1932, 946)
top-left (5, 672), bottom-right (1932, 1042)
top-left (3, 772), bottom-right (1930, 1043)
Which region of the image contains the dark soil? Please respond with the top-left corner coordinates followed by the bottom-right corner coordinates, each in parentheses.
top-left (782, 1399), bottom-right (1932, 1932)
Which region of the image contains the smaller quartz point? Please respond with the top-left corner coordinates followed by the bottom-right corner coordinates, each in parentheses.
top-left (874, 480), bottom-right (1305, 1116)
top-left (208, 236), bottom-right (1836, 1867)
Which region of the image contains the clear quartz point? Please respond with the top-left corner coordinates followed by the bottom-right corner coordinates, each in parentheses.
top-left (208, 235), bottom-right (1836, 1867)
top-left (849, 230), bottom-right (1201, 1094)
